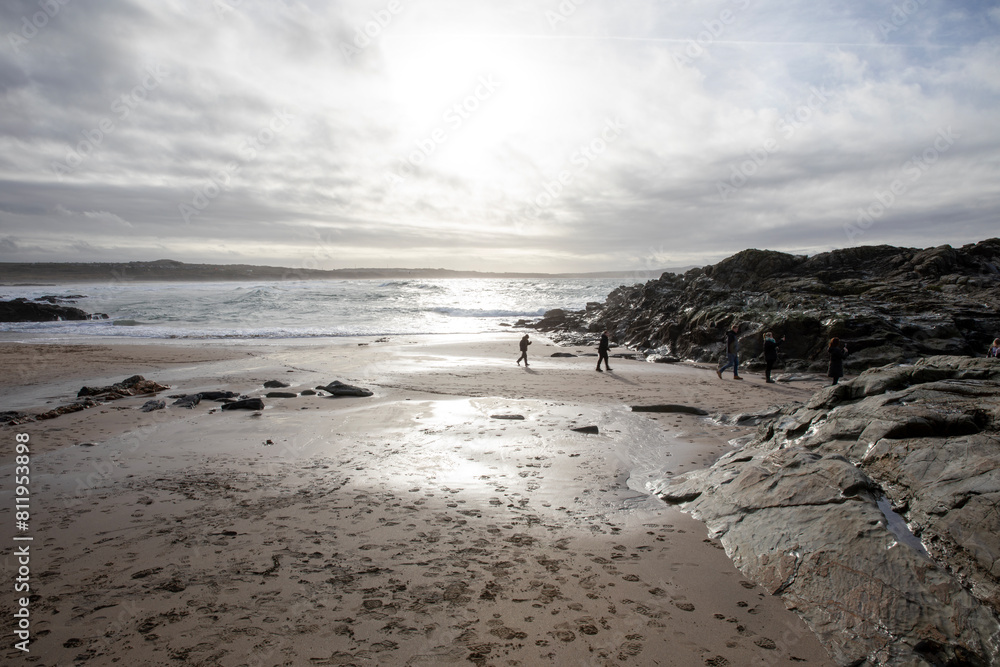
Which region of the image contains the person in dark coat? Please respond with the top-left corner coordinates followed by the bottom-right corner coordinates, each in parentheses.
top-left (827, 337), bottom-right (849, 385)
top-left (716, 323), bottom-right (742, 380)
top-left (517, 334), bottom-right (531, 367)
top-left (762, 331), bottom-right (785, 383)
top-left (596, 329), bottom-right (612, 372)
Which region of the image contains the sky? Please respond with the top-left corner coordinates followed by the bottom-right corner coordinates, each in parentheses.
top-left (1, 0), bottom-right (998, 273)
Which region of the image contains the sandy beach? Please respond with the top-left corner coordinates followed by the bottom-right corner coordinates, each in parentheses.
top-left (0, 334), bottom-right (834, 666)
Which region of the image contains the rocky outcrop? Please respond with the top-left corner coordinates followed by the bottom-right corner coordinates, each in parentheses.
top-left (532, 239), bottom-right (1000, 373)
top-left (652, 356), bottom-right (1000, 665)
top-left (0, 298), bottom-right (91, 322)
top-left (78, 375), bottom-right (169, 399)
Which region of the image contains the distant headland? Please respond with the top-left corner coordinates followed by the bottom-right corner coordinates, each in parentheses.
top-left (0, 259), bottom-right (692, 284)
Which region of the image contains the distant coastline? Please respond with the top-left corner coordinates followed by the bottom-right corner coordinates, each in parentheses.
top-left (0, 259), bottom-right (693, 283)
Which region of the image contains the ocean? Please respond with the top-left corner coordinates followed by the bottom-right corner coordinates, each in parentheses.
top-left (0, 278), bottom-right (625, 340)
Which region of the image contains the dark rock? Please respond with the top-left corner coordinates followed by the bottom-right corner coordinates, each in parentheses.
top-left (1, 411), bottom-right (31, 425)
top-left (198, 391), bottom-right (239, 401)
top-left (631, 404), bottom-right (709, 415)
top-left (316, 381), bottom-right (374, 397)
top-left (90, 313), bottom-right (109, 319)
top-left (35, 294), bottom-right (87, 303)
top-left (571, 425), bottom-right (599, 434)
top-left (36, 398), bottom-right (99, 420)
top-left (300, 389), bottom-right (316, 396)
top-left (263, 380), bottom-right (290, 388)
top-left (550, 352), bottom-right (577, 357)
top-left (265, 391), bottom-right (297, 398)
top-left (0, 298), bottom-right (91, 322)
top-left (711, 408), bottom-right (783, 426)
top-left (77, 375), bottom-right (168, 399)
top-left (529, 239), bottom-right (1000, 372)
top-left (490, 414), bottom-right (525, 420)
top-left (221, 398), bottom-right (265, 411)
top-left (171, 394), bottom-right (201, 408)
top-left (140, 400), bottom-right (165, 412)
top-left (651, 356), bottom-right (1000, 665)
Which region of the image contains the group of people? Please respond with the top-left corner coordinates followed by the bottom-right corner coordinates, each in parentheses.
top-left (518, 330), bottom-right (613, 372)
top-left (518, 330), bottom-right (1000, 384)
top-left (712, 322), bottom-right (850, 386)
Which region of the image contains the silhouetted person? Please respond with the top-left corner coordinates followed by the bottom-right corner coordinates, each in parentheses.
top-left (517, 334), bottom-right (531, 367)
top-left (763, 331), bottom-right (785, 383)
top-left (828, 337), bottom-right (849, 385)
top-left (717, 323), bottom-right (742, 380)
top-left (596, 329), bottom-right (612, 372)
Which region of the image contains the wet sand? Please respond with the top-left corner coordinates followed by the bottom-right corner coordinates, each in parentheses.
top-left (0, 335), bottom-right (834, 666)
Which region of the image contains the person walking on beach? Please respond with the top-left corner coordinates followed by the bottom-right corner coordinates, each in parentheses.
top-left (596, 329), bottom-right (612, 372)
top-left (827, 337), bottom-right (849, 385)
top-left (988, 338), bottom-right (1000, 358)
top-left (763, 331), bottom-right (785, 383)
top-left (716, 323), bottom-right (742, 380)
top-left (517, 334), bottom-right (531, 367)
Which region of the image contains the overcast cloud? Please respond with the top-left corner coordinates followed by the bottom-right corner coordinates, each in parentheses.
top-left (1, 0), bottom-right (998, 273)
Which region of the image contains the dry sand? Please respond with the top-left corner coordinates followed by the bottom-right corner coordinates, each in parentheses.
top-left (0, 334), bottom-right (835, 666)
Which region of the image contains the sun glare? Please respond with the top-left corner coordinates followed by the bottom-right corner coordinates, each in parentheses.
top-left (379, 32), bottom-right (546, 181)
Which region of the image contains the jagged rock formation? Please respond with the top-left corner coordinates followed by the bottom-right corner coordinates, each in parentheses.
top-left (77, 375), bottom-right (169, 399)
top-left (0, 297), bottom-right (91, 322)
top-left (652, 356), bottom-right (1000, 665)
top-left (530, 239), bottom-right (1000, 372)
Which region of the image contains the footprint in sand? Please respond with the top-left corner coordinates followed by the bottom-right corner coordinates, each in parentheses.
top-left (552, 629), bottom-right (576, 642)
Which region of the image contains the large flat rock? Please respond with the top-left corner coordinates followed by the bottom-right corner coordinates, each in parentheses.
top-left (653, 356), bottom-right (1000, 665)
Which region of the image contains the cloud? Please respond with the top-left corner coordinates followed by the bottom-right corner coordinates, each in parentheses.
top-left (0, 0), bottom-right (998, 272)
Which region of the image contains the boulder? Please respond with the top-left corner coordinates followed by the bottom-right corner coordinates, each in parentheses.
top-left (140, 400), bottom-right (165, 412)
top-left (570, 425), bottom-right (599, 434)
top-left (652, 356), bottom-right (1000, 665)
top-left (316, 381), bottom-right (374, 397)
top-left (171, 395), bottom-right (201, 408)
top-left (78, 375), bottom-right (169, 399)
top-left (263, 380), bottom-right (290, 388)
top-left (221, 398), bottom-right (265, 411)
top-left (265, 391), bottom-right (297, 398)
